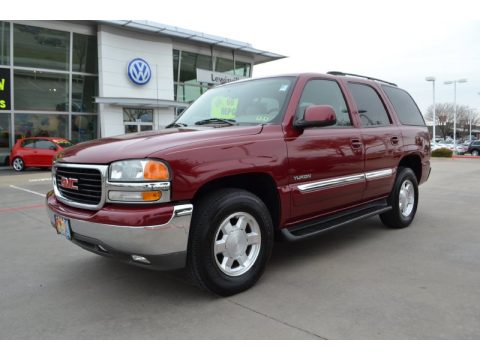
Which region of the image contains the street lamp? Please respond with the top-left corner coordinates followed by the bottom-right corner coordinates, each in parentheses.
top-left (425, 77), bottom-right (436, 141)
top-left (444, 78), bottom-right (467, 152)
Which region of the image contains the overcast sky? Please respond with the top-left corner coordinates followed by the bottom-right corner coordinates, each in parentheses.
top-left (144, 0), bottom-right (480, 115)
top-left (12, 0), bottom-right (480, 115)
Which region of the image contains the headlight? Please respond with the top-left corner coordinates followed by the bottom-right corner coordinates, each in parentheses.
top-left (109, 159), bottom-right (170, 182)
top-left (107, 159), bottom-right (171, 204)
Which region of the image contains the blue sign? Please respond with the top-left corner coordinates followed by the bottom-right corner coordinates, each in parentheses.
top-left (127, 58), bottom-right (152, 85)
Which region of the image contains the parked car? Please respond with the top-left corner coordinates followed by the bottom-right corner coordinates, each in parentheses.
top-left (467, 140), bottom-right (480, 156)
top-left (46, 72), bottom-right (431, 296)
top-left (10, 137), bottom-right (72, 171)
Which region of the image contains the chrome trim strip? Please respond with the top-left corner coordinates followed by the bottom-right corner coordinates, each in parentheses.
top-left (296, 168), bottom-right (396, 193)
top-left (298, 174), bottom-right (365, 192)
top-left (365, 168), bottom-right (394, 181)
top-left (53, 163), bottom-right (109, 210)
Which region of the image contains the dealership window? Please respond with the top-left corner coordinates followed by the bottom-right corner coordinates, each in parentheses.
top-left (234, 61), bottom-right (251, 77)
top-left (0, 113), bottom-right (11, 164)
top-left (73, 33), bottom-right (98, 74)
top-left (14, 70), bottom-right (69, 111)
top-left (14, 113), bottom-right (67, 140)
top-left (0, 22), bottom-right (10, 66)
top-left (72, 75), bottom-right (98, 113)
top-left (13, 24), bottom-right (69, 71)
top-left (123, 108), bottom-right (153, 133)
top-left (71, 114), bottom-right (97, 144)
top-left (179, 51), bottom-right (212, 83)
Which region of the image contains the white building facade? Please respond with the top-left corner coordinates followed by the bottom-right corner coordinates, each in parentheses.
top-left (0, 20), bottom-right (283, 164)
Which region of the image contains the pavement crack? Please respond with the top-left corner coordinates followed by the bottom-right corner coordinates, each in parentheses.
top-left (227, 299), bottom-right (328, 340)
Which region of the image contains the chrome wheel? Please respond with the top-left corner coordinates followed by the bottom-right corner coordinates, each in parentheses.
top-left (213, 212), bottom-right (262, 277)
top-left (12, 157), bottom-right (24, 171)
top-left (399, 179), bottom-right (415, 217)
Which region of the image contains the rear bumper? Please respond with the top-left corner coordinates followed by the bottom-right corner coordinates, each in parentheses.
top-left (46, 191), bottom-right (193, 270)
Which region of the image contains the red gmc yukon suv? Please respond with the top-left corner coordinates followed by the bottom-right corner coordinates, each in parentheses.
top-left (46, 72), bottom-right (431, 296)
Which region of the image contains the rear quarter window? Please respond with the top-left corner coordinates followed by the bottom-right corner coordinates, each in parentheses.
top-left (382, 86), bottom-right (425, 126)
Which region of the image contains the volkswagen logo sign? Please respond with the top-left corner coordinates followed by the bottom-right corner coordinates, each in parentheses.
top-left (127, 58), bottom-right (152, 85)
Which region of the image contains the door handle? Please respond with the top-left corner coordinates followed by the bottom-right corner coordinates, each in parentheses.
top-left (391, 136), bottom-right (400, 145)
top-left (351, 138), bottom-right (362, 150)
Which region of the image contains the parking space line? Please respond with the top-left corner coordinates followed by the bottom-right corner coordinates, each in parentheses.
top-left (0, 204), bottom-right (46, 213)
top-left (9, 185), bottom-right (46, 198)
top-left (28, 178), bottom-right (52, 182)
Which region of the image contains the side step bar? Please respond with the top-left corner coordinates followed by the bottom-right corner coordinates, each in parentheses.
top-left (281, 200), bottom-right (392, 242)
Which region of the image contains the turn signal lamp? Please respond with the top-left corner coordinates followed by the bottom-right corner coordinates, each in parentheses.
top-left (144, 160), bottom-right (169, 181)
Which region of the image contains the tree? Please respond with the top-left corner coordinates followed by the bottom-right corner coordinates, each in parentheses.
top-left (424, 103), bottom-right (479, 140)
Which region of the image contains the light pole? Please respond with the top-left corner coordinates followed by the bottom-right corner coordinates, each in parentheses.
top-left (444, 78), bottom-right (467, 152)
top-left (426, 77), bottom-right (436, 141)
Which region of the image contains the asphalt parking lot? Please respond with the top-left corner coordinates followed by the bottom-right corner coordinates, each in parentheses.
top-left (0, 158), bottom-right (479, 339)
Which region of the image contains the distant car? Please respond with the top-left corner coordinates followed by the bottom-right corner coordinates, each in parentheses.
top-left (10, 137), bottom-right (72, 171)
top-left (467, 140), bottom-right (480, 156)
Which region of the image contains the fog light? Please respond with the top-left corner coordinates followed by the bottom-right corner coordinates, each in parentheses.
top-left (142, 191), bottom-right (161, 201)
top-left (131, 255), bottom-right (151, 264)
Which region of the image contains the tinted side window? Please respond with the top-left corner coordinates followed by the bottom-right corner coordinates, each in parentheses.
top-left (296, 79), bottom-right (352, 127)
top-left (36, 140), bottom-right (56, 150)
top-left (382, 86), bottom-right (425, 126)
top-left (348, 83), bottom-right (391, 127)
top-left (21, 139), bottom-right (36, 148)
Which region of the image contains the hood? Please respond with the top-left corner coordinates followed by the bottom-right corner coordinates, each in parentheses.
top-left (57, 126), bottom-right (263, 164)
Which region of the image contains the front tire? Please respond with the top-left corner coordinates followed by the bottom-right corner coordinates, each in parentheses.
top-left (12, 157), bottom-right (25, 172)
top-left (380, 167), bottom-right (419, 228)
top-left (188, 188), bottom-right (274, 296)
top-left (472, 149), bottom-right (479, 156)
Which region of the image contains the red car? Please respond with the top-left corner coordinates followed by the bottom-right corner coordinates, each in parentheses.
top-left (10, 137), bottom-right (72, 171)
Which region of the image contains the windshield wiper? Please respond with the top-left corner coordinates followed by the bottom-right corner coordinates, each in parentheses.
top-left (194, 118), bottom-right (236, 126)
top-left (166, 122), bottom-right (188, 128)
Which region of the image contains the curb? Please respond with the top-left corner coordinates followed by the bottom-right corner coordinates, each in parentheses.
top-left (452, 155), bottom-right (480, 160)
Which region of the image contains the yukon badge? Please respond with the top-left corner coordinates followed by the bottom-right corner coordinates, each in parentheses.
top-left (293, 174), bottom-right (312, 181)
top-left (60, 176), bottom-right (79, 190)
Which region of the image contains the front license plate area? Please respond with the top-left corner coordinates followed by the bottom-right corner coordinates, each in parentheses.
top-left (54, 215), bottom-right (72, 240)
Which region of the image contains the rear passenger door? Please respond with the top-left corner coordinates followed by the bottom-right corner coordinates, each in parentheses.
top-left (347, 82), bottom-right (402, 201)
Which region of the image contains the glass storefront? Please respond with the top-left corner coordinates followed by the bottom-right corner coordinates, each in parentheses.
top-left (0, 21), bottom-right (99, 151)
top-left (0, 22), bottom-right (9, 66)
top-left (172, 49), bottom-right (252, 103)
top-left (123, 108), bottom-right (153, 133)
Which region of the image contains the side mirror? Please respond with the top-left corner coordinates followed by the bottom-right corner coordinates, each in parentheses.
top-left (294, 105), bottom-right (337, 129)
top-left (49, 145), bottom-right (57, 151)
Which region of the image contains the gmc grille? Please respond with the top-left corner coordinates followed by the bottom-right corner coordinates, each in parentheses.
top-left (56, 167), bottom-right (102, 205)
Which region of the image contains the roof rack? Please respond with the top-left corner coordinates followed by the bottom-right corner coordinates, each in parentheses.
top-left (327, 71), bottom-right (397, 87)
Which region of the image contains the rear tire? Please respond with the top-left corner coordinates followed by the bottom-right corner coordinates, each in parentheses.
top-left (380, 167), bottom-right (418, 228)
top-left (188, 188), bottom-right (274, 296)
top-left (12, 157), bottom-right (25, 172)
top-left (472, 149), bottom-right (479, 156)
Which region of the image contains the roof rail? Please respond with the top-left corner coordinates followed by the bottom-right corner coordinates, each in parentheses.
top-left (327, 71), bottom-right (397, 87)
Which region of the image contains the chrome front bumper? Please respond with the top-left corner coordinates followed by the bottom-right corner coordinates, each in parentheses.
top-left (47, 193), bottom-right (193, 270)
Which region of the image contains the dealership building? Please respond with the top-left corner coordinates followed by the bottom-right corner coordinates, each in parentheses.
top-left (0, 20), bottom-right (283, 163)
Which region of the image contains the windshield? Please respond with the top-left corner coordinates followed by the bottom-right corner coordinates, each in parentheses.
top-left (54, 140), bottom-right (73, 148)
top-left (172, 77), bottom-right (294, 127)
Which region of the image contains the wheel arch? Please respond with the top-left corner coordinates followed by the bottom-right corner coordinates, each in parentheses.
top-left (398, 154), bottom-right (422, 183)
top-left (192, 172), bottom-right (281, 230)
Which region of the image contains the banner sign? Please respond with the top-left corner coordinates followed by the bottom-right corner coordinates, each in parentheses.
top-left (0, 68), bottom-right (10, 111)
top-left (196, 68), bottom-right (246, 85)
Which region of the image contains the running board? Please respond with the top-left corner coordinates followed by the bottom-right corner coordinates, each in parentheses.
top-left (281, 200), bottom-right (392, 242)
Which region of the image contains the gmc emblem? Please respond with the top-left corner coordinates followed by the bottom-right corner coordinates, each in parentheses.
top-left (60, 176), bottom-right (79, 190)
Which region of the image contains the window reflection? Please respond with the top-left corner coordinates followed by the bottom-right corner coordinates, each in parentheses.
top-left (73, 33), bottom-right (98, 73)
top-left (14, 113), bottom-right (67, 139)
top-left (14, 24), bottom-right (69, 71)
top-left (14, 70), bottom-right (68, 111)
top-left (0, 21), bottom-right (10, 66)
top-left (71, 114), bottom-right (97, 143)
